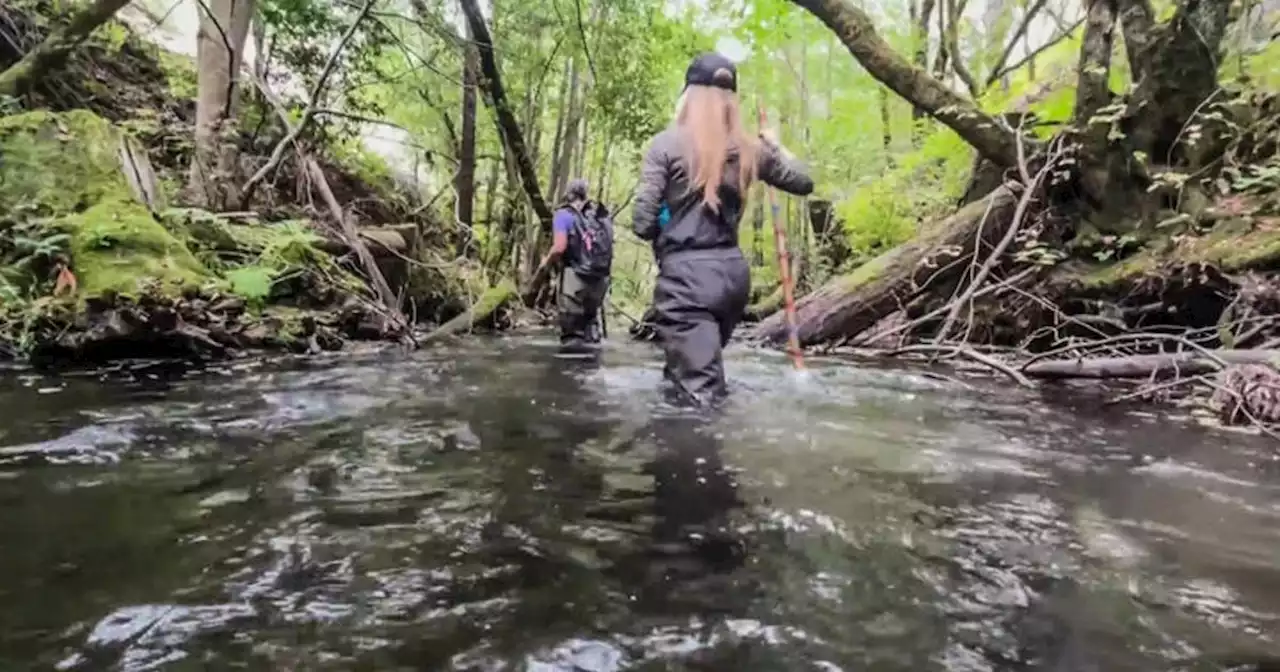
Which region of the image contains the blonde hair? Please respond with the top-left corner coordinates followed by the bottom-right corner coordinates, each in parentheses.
top-left (676, 79), bottom-right (758, 212)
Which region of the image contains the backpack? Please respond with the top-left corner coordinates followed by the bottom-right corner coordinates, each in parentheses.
top-left (565, 204), bottom-right (614, 279)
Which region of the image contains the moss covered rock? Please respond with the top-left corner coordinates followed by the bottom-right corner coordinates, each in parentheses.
top-left (61, 198), bottom-right (208, 297)
top-left (0, 109), bottom-right (128, 215)
top-left (0, 109), bottom-right (210, 299)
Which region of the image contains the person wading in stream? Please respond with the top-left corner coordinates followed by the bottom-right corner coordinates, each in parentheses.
top-left (632, 52), bottom-right (814, 405)
top-left (538, 178), bottom-right (614, 352)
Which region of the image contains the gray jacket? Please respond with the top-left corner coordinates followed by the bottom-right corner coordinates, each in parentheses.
top-left (632, 126), bottom-right (814, 259)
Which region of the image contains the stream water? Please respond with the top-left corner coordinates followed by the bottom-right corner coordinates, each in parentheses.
top-left (2, 335), bottom-right (1280, 670)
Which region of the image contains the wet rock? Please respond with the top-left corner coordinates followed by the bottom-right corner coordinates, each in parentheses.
top-left (440, 422), bottom-right (482, 452)
top-left (208, 296), bottom-right (245, 315)
top-left (239, 323), bottom-right (271, 347)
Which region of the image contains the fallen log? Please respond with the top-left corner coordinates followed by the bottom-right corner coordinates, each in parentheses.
top-left (313, 225), bottom-right (415, 257)
top-left (751, 186), bottom-right (1019, 347)
top-left (421, 280), bottom-right (518, 344)
top-left (743, 286), bottom-right (784, 322)
top-left (1022, 350), bottom-right (1280, 380)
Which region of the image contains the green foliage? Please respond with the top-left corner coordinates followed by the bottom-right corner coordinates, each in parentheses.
top-left (0, 110), bottom-right (208, 299)
top-left (154, 50), bottom-right (198, 101)
top-left (60, 199), bottom-right (210, 297)
top-left (330, 138), bottom-right (401, 195)
top-left (836, 128), bottom-right (975, 261)
top-left (225, 265), bottom-right (275, 301)
top-left (0, 219), bottom-right (71, 297)
top-left (91, 21), bottom-right (130, 53)
top-left (0, 110), bottom-right (132, 216)
top-left (162, 209), bottom-right (352, 306)
top-left (259, 0), bottom-right (396, 120)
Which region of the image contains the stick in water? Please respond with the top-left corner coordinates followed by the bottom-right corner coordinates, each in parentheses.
top-left (757, 104), bottom-right (805, 371)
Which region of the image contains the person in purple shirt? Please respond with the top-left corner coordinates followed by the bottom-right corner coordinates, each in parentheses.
top-left (537, 178), bottom-right (612, 350)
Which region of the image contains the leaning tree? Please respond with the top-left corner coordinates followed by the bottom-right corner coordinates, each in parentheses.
top-left (753, 0), bottom-right (1247, 347)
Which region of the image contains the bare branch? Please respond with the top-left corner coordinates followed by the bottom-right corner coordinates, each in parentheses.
top-left (788, 0), bottom-right (1026, 167)
top-left (239, 0), bottom-right (378, 209)
top-left (984, 0), bottom-right (1050, 89)
top-left (987, 17), bottom-right (1085, 87)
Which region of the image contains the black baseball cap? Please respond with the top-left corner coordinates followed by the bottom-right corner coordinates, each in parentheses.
top-left (684, 52), bottom-right (737, 92)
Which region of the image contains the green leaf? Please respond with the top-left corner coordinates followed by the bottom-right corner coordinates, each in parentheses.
top-left (226, 266), bottom-right (276, 301)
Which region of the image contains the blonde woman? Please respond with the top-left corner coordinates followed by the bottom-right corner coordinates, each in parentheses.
top-left (633, 52), bottom-right (814, 405)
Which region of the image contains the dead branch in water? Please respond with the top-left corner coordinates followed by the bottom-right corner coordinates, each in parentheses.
top-left (1021, 350), bottom-right (1280, 380)
top-left (421, 282), bottom-right (518, 344)
top-left (885, 343), bottom-right (1035, 387)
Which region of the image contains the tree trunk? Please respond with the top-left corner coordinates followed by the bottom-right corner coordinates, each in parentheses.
top-left (944, 0), bottom-right (979, 96)
top-left (553, 59), bottom-right (583, 201)
top-left (545, 57), bottom-right (571, 199)
top-left (490, 134), bottom-right (523, 272)
top-left (932, 0), bottom-right (950, 84)
top-left (879, 86), bottom-right (892, 156)
top-left (1022, 350), bottom-right (1280, 380)
top-left (251, 12), bottom-right (268, 83)
top-left (798, 38), bottom-right (812, 287)
top-left (979, 0), bottom-right (1012, 86)
top-left (456, 25), bottom-right (479, 257)
top-left (482, 157), bottom-right (500, 235)
top-left (596, 135), bottom-right (612, 203)
top-left (574, 105), bottom-right (589, 182)
top-left (751, 187), bottom-right (1019, 346)
top-left (777, 0), bottom-right (1241, 350)
top-left (1123, 0), bottom-right (1233, 162)
top-left (909, 0), bottom-right (937, 143)
top-left (459, 0), bottom-right (553, 234)
top-left (1066, 0), bottom-right (1232, 232)
top-left (187, 0), bottom-right (257, 211)
top-left (788, 0), bottom-right (1022, 167)
top-left (1073, 0), bottom-right (1117, 129)
top-left (0, 0), bottom-right (132, 98)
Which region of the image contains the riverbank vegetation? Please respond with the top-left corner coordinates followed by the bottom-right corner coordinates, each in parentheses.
top-left (736, 0), bottom-right (1280, 434)
top-left (0, 0), bottom-right (703, 363)
top-left (2, 0), bottom-right (1280, 433)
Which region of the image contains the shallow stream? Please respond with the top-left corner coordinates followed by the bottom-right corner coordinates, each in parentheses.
top-left (2, 336), bottom-right (1279, 670)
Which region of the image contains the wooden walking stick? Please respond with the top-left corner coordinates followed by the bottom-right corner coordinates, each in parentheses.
top-left (756, 104), bottom-right (805, 371)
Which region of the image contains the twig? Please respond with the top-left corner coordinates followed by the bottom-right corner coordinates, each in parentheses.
top-left (1107, 374), bottom-right (1208, 405)
top-left (984, 0), bottom-right (1050, 89)
top-left (935, 132), bottom-right (1059, 341)
top-left (861, 266), bottom-right (1038, 346)
top-left (1020, 332), bottom-right (1231, 371)
top-left (886, 344), bottom-right (1035, 387)
top-left (238, 0), bottom-right (378, 209)
top-left (987, 18), bottom-right (1086, 87)
top-left (607, 298), bottom-right (639, 327)
top-left (250, 70), bottom-right (407, 332)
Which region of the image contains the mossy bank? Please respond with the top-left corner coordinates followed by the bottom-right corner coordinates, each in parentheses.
top-left (0, 109), bottom-right (435, 365)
